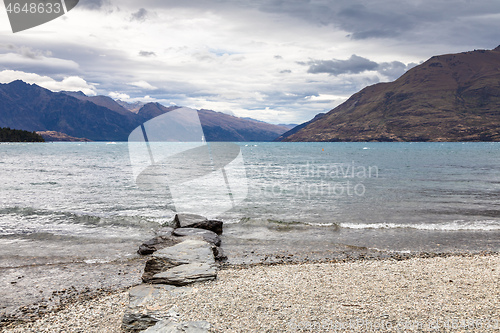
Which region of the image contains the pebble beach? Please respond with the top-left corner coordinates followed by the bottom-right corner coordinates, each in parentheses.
top-left (3, 253), bottom-right (499, 332)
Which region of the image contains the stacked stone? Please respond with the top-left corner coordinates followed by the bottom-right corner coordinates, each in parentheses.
top-left (122, 213), bottom-right (225, 333)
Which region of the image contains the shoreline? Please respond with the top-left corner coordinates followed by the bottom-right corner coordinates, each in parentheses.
top-left (0, 257), bottom-right (147, 328)
top-left (2, 251), bottom-right (498, 332)
top-left (219, 249), bottom-right (500, 269)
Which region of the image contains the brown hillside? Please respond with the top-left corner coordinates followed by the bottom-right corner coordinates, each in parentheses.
top-left (281, 46), bottom-right (500, 142)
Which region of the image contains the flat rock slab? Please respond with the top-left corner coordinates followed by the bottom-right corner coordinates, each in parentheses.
top-left (128, 284), bottom-right (161, 308)
top-left (142, 240), bottom-right (215, 283)
top-left (138, 235), bottom-right (183, 255)
top-left (173, 228), bottom-right (221, 247)
top-left (141, 320), bottom-right (211, 333)
top-left (154, 239), bottom-right (215, 265)
top-left (128, 284), bottom-right (193, 308)
top-left (150, 262), bottom-right (217, 286)
top-left (123, 284), bottom-right (194, 332)
top-left (174, 213), bottom-right (223, 234)
top-left (123, 312), bottom-right (159, 332)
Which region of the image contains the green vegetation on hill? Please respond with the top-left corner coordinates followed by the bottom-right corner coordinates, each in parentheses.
top-left (0, 127), bottom-right (45, 142)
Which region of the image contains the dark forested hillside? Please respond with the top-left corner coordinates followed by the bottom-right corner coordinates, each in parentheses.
top-left (0, 127), bottom-right (44, 142)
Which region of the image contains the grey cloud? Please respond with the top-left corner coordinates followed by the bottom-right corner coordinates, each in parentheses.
top-left (280, 69), bottom-right (292, 74)
top-left (274, 55), bottom-right (283, 59)
top-left (336, 3), bottom-right (413, 39)
top-left (256, 0), bottom-right (500, 41)
top-left (139, 51), bottom-right (156, 57)
top-left (19, 47), bottom-right (38, 59)
top-left (257, 0), bottom-right (413, 39)
top-left (102, 0), bottom-right (500, 44)
top-left (303, 55), bottom-right (415, 80)
top-left (348, 30), bottom-right (400, 40)
top-left (0, 44), bottom-right (16, 50)
top-left (78, 0), bottom-right (110, 10)
top-left (377, 61), bottom-right (415, 80)
top-left (0, 44), bottom-right (49, 60)
top-left (131, 8), bottom-right (149, 22)
top-left (306, 55), bottom-right (378, 75)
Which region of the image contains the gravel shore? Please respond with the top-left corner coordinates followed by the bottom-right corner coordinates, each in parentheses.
top-left (3, 253), bottom-right (499, 332)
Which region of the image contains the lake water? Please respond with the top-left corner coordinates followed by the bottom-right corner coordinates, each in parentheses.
top-left (1, 142), bottom-right (499, 268)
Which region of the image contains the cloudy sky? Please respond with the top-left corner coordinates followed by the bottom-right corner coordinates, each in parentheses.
top-left (1, 0), bottom-right (500, 124)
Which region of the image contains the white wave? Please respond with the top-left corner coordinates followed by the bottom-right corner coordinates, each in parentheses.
top-left (221, 218), bottom-right (243, 224)
top-left (84, 258), bottom-right (111, 264)
top-left (305, 222), bottom-right (336, 227)
top-left (340, 220), bottom-right (500, 231)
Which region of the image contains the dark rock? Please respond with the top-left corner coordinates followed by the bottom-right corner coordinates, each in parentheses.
top-left (173, 213), bottom-right (207, 228)
top-left (142, 257), bottom-right (179, 282)
top-left (174, 214), bottom-right (223, 234)
top-left (189, 220), bottom-right (223, 235)
top-left (213, 246), bottom-right (227, 262)
top-left (172, 228), bottom-right (221, 247)
top-left (122, 313), bottom-right (160, 332)
top-left (138, 245), bottom-right (156, 256)
top-left (141, 320), bottom-right (211, 333)
top-left (138, 235), bottom-right (182, 255)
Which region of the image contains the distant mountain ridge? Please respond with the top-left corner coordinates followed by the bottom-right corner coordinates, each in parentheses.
top-left (198, 109), bottom-right (290, 141)
top-left (280, 46), bottom-right (500, 142)
top-left (62, 91), bottom-right (134, 117)
top-left (0, 81), bottom-right (289, 141)
top-left (116, 100), bottom-right (146, 113)
top-left (0, 80), bottom-right (134, 141)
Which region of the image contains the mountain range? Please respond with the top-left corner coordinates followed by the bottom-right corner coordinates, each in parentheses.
top-left (4, 46), bottom-right (500, 143)
top-left (278, 46), bottom-right (500, 142)
top-left (0, 81), bottom-right (289, 142)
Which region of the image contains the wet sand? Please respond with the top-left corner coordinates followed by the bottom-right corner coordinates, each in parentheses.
top-left (0, 258), bottom-right (147, 328)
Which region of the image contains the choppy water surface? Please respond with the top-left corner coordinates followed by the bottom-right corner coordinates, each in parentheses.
top-left (1, 142), bottom-right (499, 267)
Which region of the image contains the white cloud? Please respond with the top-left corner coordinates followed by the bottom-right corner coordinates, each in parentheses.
top-left (305, 94), bottom-right (350, 103)
top-left (44, 76), bottom-right (97, 96)
top-left (0, 52), bottom-right (79, 70)
top-left (108, 92), bottom-right (131, 100)
top-left (129, 80), bottom-right (157, 90)
top-left (0, 44), bottom-right (79, 72)
top-left (0, 70), bottom-right (97, 95)
top-left (126, 95), bottom-right (159, 103)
